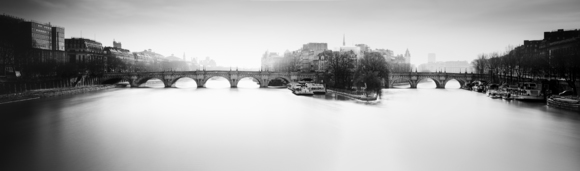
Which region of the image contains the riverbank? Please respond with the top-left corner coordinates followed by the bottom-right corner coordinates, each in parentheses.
top-left (0, 85), bottom-right (116, 105)
top-left (327, 88), bottom-right (379, 101)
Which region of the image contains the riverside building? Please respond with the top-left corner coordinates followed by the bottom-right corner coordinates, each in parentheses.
top-left (0, 14), bottom-right (67, 77)
top-left (65, 38), bottom-right (104, 68)
top-left (104, 41), bottom-right (135, 72)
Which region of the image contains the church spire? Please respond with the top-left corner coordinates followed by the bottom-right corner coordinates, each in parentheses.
top-left (343, 34), bottom-right (345, 46)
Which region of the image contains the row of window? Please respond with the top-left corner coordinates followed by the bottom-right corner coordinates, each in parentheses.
top-left (32, 43), bottom-right (51, 49)
top-left (32, 33), bottom-right (51, 41)
top-left (34, 24), bottom-right (52, 30)
top-left (33, 28), bottom-right (49, 34)
top-left (67, 49), bottom-right (104, 53)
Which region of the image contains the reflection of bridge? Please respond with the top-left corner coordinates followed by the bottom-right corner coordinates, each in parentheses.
top-left (102, 71), bottom-right (487, 88)
top-left (103, 71), bottom-right (323, 88)
top-left (388, 72), bottom-right (489, 88)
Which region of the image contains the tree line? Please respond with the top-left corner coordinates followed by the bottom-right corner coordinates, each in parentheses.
top-left (472, 41), bottom-right (580, 94)
top-left (318, 50), bottom-right (390, 96)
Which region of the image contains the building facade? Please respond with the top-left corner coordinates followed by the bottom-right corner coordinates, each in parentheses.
top-left (65, 38), bottom-right (104, 64)
top-left (302, 43), bottom-right (327, 52)
top-left (418, 60), bottom-right (473, 73)
top-left (104, 44), bottom-right (134, 72)
top-left (133, 49), bottom-right (165, 71)
top-left (355, 44), bottom-right (371, 53)
top-left (0, 14), bottom-right (67, 78)
top-left (261, 51), bottom-right (283, 71)
top-left (113, 41), bottom-right (122, 48)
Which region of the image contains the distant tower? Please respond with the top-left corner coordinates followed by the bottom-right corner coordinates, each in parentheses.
top-left (343, 34), bottom-right (345, 46)
top-left (404, 49), bottom-right (411, 63)
top-left (183, 53), bottom-right (186, 61)
top-left (113, 40), bottom-right (122, 48)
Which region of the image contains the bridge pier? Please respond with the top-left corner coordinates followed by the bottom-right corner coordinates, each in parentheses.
top-left (410, 80), bottom-right (418, 88)
top-left (164, 82), bottom-right (175, 88)
top-left (196, 79), bottom-right (205, 88)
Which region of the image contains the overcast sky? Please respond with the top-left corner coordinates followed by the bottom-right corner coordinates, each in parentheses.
top-left (1, 0), bottom-right (579, 68)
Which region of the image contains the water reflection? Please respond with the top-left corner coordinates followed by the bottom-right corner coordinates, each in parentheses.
top-left (393, 79), bottom-right (461, 89)
top-left (237, 78), bottom-right (260, 88)
top-left (445, 79), bottom-right (461, 88)
top-left (175, 77), bottom-right (197, 88)
top-left (205, 77), bottom-right (230, 88)
top-left (140, 78), bottom-right (165, 88)
top-left (1, 84), bottom-right (579, 171)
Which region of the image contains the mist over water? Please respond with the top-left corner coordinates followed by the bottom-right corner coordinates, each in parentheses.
top-left (1, 80), bottom-right (579, 171)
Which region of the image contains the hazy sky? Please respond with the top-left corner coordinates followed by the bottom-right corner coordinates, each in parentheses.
top-left (2, 0), bottom-right (579, 68)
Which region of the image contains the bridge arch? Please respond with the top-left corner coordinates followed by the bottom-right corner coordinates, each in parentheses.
top-left (102, 77), bottom-right (128, 84)
top-left (443, 78), bottom-right (466, 88)
top-left (388, 77), bottom-right (413, 88)
top-left (169, 76), bottom-right (198, 88)
top-left (203, 75), bottom-right (232, 88)
top-left (267, 76), bottom-right (291, 86)
top-left (135, 77), bottom-right (167, 87)
top-left (235, 76), bottom-right (262, 88)
top-left (416, 77), bottom-right (443, 88)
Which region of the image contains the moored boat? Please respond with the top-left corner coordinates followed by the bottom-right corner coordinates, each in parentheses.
top-left (306, 83), bottom-right (326, 94)
top-left (512, 82), bottom-right (545, 101)
top-left (547, 96), bottom-right (580, 111)
top-left (486, 84), bottom-right (500, 97)
top-left (292, 85), bottom-right (314, 96)
top-left (287, 82), bottom-right (299, 90)
top-left (472, 81), bottom-right (487, 93)
top-left (502, 95), bottom-right (514, 100)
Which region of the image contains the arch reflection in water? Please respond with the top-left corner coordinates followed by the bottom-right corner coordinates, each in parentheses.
top-left (237, 77), bottom-right (260, 88)
top-left (205, 76), bottom-right (231, 88)
top-left (416, 78), bottom-right (437, 88)
top-left (140, 78), bottom-right (165, 88)
top-left (267, 77), bottom-right (290, 87)
top-left (393, 78), bottom-right (462, 89)
top-left (445, 79), bottom-right (461, 88)
top-left (174, 77), bottom-right (197, 88)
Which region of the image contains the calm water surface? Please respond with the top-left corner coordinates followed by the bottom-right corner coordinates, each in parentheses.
top-left (1, 79), bottom-right (579, 171)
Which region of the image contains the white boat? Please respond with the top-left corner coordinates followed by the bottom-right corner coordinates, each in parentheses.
top-left (292, 85), bottom-right (313, 96)
top-left (496, 84), bottom-right (517, 99)
top-left (513, 82), bottom-right (545, 101)
top-left (486, 84), bottom-right (500, 96)
top-left (287, 82), bottom-right (299, 90)
top-left (306, 83), bottom-right (326, 94)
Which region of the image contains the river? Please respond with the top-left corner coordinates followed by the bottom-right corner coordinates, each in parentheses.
top-left (1, 78), bottom-right (579, 171)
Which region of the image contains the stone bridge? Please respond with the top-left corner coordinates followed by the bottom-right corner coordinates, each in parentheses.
top-left (102, 70), bottom-right (487, 89)
top-left (102, 71), bottom-right (323, 88)
top-left (387, 72), bottom-right (489, 88)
